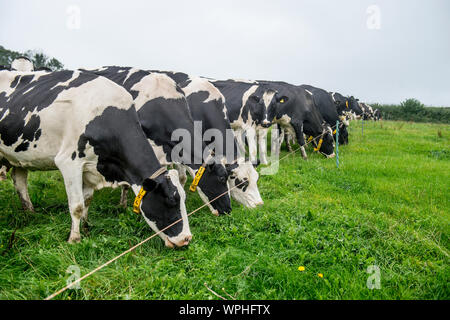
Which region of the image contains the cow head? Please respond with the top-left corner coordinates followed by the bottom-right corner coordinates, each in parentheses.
top-left (347, 96), bottom-right (363, 117)
top-left (248, 87), bottom-right (276, 128)
top-left (309, 124), bottom-right (335, 158)
top-left (226, 160), bottom-right (263, 208)
top-left (197, 162), bottom-right (232, 215)
top-left (139, 169), bottom-right (192, 248)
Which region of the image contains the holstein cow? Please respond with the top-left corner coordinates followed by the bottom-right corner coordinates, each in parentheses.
top-left (209, 79), bottom-right (276, 165)
top-left (158, 71), bottom-right (264, 208)
top-left (0, 58), bottom-right (35, 180)
top-left (83, 66), bottom-right (232, 215)
top-left (359, 102), bottom-right (375, 120)
top-left (0, 69), bottom-right (191, 247)
top-left (330, 92), bottom-right (363, 120)
top-left (300, 85), bottom-right (349, 145)
top-left (258, 81), bottom-right (335, 159)
top-left (373, 108), bottom-right (381, 121)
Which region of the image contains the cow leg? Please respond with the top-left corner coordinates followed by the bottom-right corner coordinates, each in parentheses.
top-left (0, 165), bottom-right (8, 181)
top-left (271, 124), bottom-right (284, 156)
top-left (119, 185), bottom-right (129, 208)
top-left (286, 131), bottom-right (293, 152)
top-left (56, 159), bottom-right (85, 243)
top-left (82, 185), bottom-right (94, 220)
top-left (246, 127), bottom-right (258, 164)
top-left (234, 129), bottom-right (246, 158)
top-left (11, 167), bottom-right (34, 212)
top-left (292, 123), bottom-right (308, 160)
top-left (176, 164), bottom-right (187, 186)
top-left (258, 128), bottom-right (269, 165)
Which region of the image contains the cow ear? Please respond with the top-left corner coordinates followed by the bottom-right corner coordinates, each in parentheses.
top-left (142, 178), bottom-right (158, 192)
top-left (250, 95), bottom-right (260, 103)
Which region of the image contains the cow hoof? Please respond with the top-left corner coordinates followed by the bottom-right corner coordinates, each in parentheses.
top-left (24, 205), bottom-right (35, 213)
top-left (68, 234), bottom-right (81, 244)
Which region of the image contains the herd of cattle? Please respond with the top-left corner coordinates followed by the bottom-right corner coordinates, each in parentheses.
top-left (0, 57), bottom-right (380, 248)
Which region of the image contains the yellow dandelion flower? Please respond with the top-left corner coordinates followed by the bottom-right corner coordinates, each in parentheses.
top-left (318, 273), bottom-right (324, 278)
top-left (298, 266), bottom-right (305, 272)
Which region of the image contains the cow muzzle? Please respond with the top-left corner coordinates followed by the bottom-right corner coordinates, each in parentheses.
top-left (165, 234), bottom-right (192, 248)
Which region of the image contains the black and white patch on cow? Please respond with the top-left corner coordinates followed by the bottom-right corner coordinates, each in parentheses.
top-left (83, 66), bottom-right (232, 215)
top-left (257, 81), bottom-right (335, 159)
top-left (210, 79), bottom-right (277, 164)
top-left (331, 92), bottom-right (363, 120)
top-left (301, 84), bottom-right (349, 145)
top-left (0, 69), bottom-right (191, 247)
top-left (160, 71), bottom-right (264, 208)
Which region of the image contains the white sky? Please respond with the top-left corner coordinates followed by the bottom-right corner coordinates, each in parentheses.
top-left (1, 0), bottom-right (449, 106)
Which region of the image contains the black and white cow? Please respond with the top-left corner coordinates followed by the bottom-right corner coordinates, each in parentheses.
top-left (83, 67), bottom-right (232, 215)
top-left (0, 69), bottom-right (191, 247)
top-left (159, 71), bottom-right (264, 208)
top-left (209, 79), bottom-right (277, 165)
top-left (257, 81), bottom-right (335, 159)
top-left (373, 108), bottom-right (381, 121)
top-left (330, 92), bottom-right (363, 120)
top-left (359, 102), bottom-right (375, 120)
top-left (301, 85), bottom-right (349, 145)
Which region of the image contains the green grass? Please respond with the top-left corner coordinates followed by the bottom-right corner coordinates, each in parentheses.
top-left (0, 120), bottom-right (449, 300)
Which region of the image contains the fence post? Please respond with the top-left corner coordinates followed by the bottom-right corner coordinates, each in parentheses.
top-left (336, 120), bottom-right (339, 168)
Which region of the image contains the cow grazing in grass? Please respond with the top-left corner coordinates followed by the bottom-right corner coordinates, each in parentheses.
top-left (301, 85), bottom-right (349, 145)
top-left (373, 108), bottom-right (381, 121)
top-left (209, 79), bottom-right (277, 165)
top-left (159, 71), bottom-right (264, 208)
top-left (257, 81), bottom-right (335, 159)
top-left (0, 69), bottom-right (191, 247)
top-left (83, 66), bottom-right (232, 215)
top-left (359, 102), bottom-right (375, 120)
top-left (331, 92), bottom-right (363, 120)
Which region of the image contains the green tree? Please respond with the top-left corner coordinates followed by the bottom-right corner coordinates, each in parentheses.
top-left (0, 45), bottom-right (64, 70)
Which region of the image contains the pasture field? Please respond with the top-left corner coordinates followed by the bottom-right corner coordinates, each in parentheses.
top-left (0, 120), bottom-right (448, 300)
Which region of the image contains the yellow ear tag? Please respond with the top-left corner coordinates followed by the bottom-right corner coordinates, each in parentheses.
top-left (189, 165), bottom-right (206, 192)
top-left (307, 136), bottom-right (313, 142)
top-left (280, 99), bottom-right (285, 103)
top-left (345, 101), bottom-right (349, 108)
top-left (133, 187), bottom-right (147, 214)
top-left (314, 138), bottom-right (324, 152)
top-left (333, 129), bottom-right (336, 135)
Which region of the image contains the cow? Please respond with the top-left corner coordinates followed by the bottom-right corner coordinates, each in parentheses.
top-left (10, 56), bottom-right (34, 72)
top-left (359, 102), bottom-right (375, 120)
top-left (0, 69), bottom-right (191, 247)
top-left (300, 85), bottom-right (349, 145)
top-left (159, 71), bottom-right (264, 208)
top-left (256, 81), bottom-right (335, 159)
top-left (373, 108), bottom-right (381, 121)
top-left (82, 67), bottom-right (232, 215)
top-left (209, 79), bottom-right (277, 165)
top-left (331, 92), bottom-right (363, 120)
top-left (0, 59), bottom-right (36, 180)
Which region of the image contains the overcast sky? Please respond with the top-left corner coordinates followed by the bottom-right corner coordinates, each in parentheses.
top-left (1, 0), bottom-right (449, 106)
